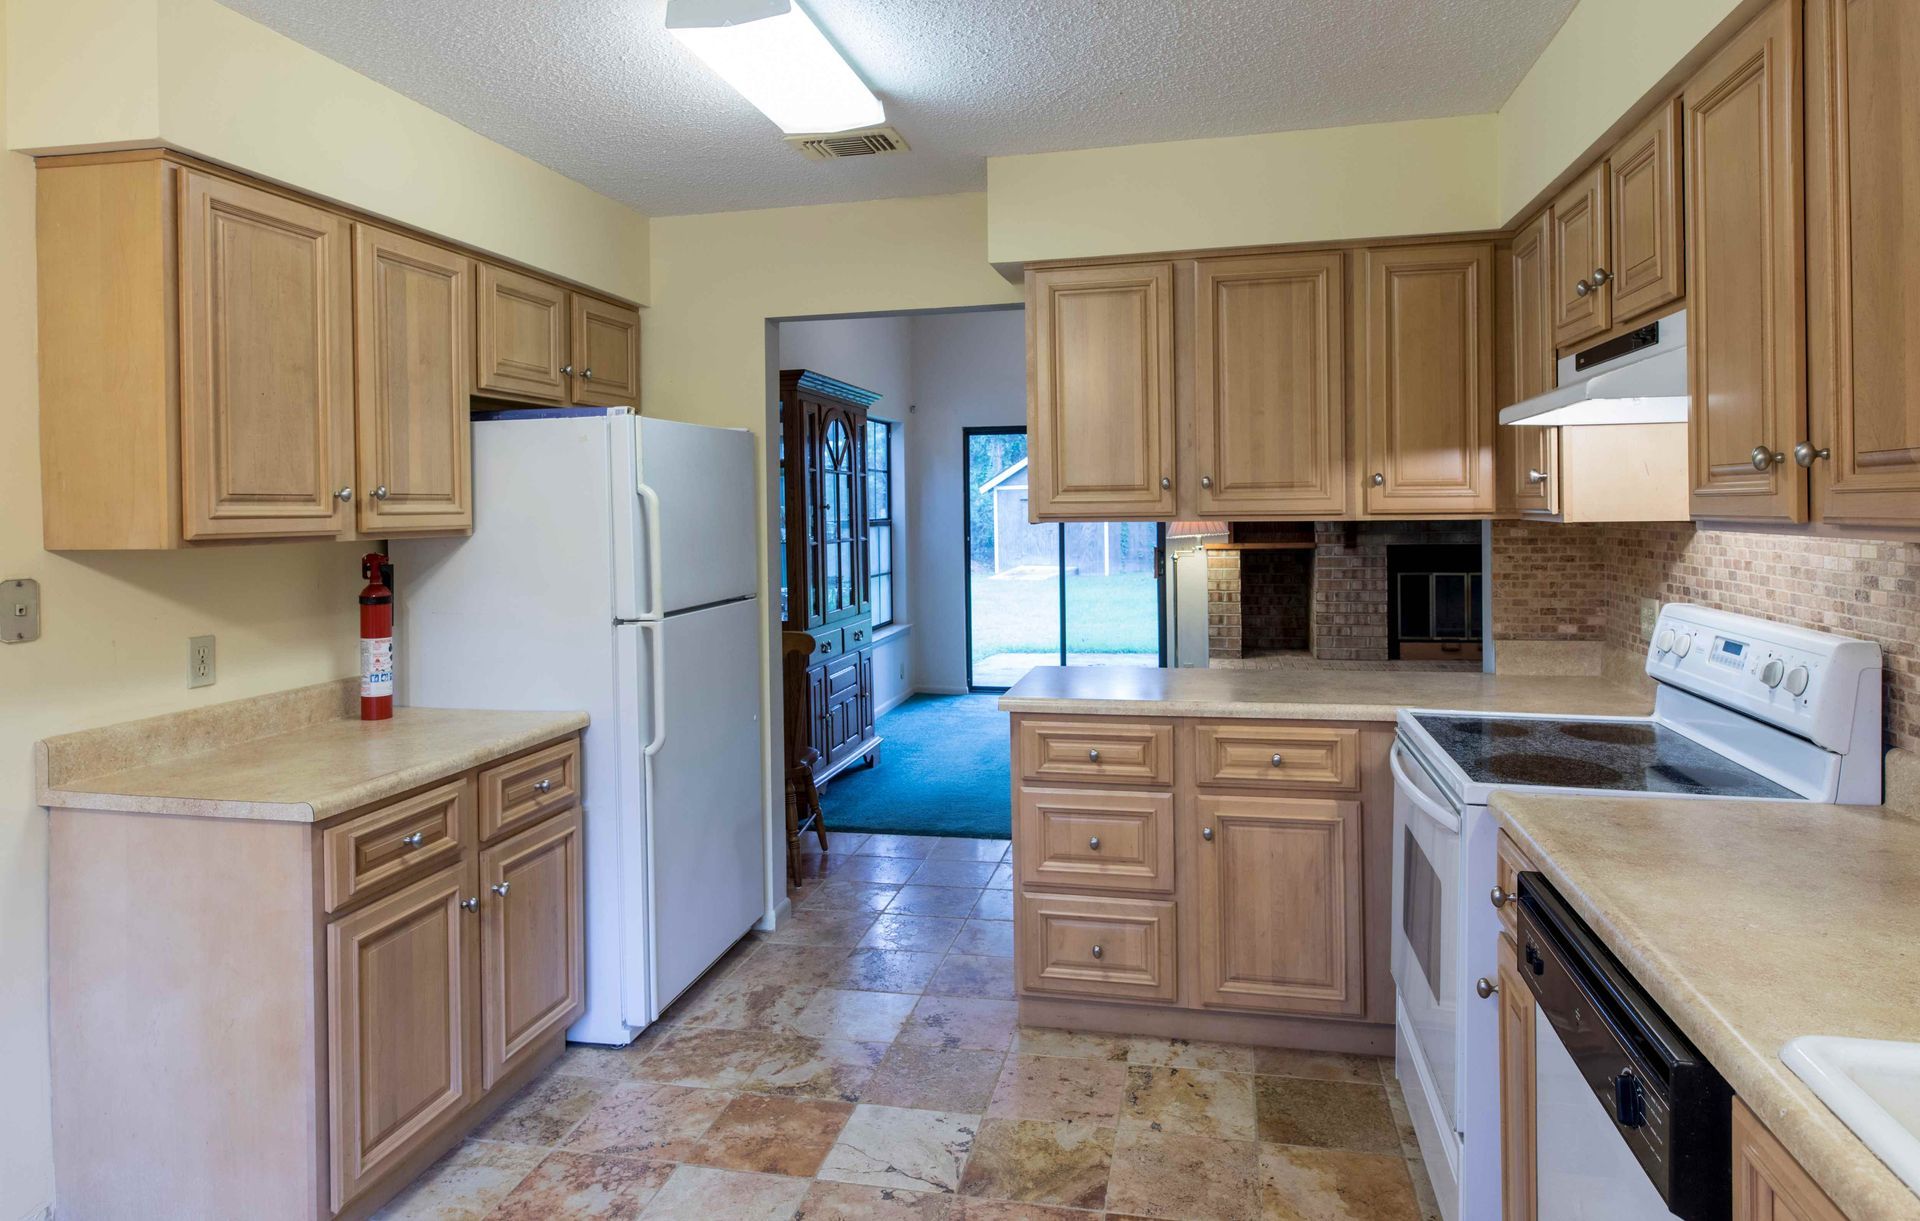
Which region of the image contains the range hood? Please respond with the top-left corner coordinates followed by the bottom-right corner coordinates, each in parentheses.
top-left (1501, 310), bottom-right (1688, 426)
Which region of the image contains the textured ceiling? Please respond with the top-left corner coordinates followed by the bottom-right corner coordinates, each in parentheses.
top-left (218, 0), bottom-right (1578, 217)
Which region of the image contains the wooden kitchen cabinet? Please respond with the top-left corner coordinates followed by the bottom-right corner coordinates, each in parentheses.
top-left (1192, 794), bottom-right (1364, 1016)
top-left (1027, 261), bottom-right (1177, 519)
top-left (1498, 210), bottom-right (1559, 516)
top-left (1733, 1097), bottom-right (1847, 1221)
top-left (353, 224), bottom-right (474, 534)
top-left (479, 806), bottom-right (584, 1089)
top-left (1805, 0), bottom-right (1920, 526)
top-left (1498, 933), bottom-right (1537, 1221)
top-left (1191, 251), bottom-right (1349, 517)
top-left (1683, 0), bottom-right (1807, 521)
top-left (1359, 242), bottom-right (1497, 516)
top-left (1550, 163), bottom-right (1612, 347)
top-left (476, 262), bottom-right (572, 404)
top-left (570, 292), bottom-right (643, 407)
top-left (1606, 100), bottom-right (1686, 324)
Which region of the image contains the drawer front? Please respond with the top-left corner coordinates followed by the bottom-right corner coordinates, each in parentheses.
top-left (478, 737), bottom-right (581, 842)
top-left (812, 626), bottom-right (844, 659)
top-left (1019, 892), bottom-right (1177, 1002)
top-left (322, 778), bottom-right (472, 913)
top-left (1192, 723), bottom-right (1359, 790)
top-left (1020, 720), bottom-right (1173, 787)
top-left (1496, 831), bottom-right (1534, 939)
top-left (1017, 786), bottom-right (1173, 893)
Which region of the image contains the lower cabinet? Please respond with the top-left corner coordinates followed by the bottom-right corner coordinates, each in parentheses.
top-left (805, 633), bottom-right (882, 782)
top-left (1497, 933), bottom-right (1537, 1221)
top-left (479, 807), bottom-right (586, 1088)
top-left (1018, 891), bottom-right (1179, 1002)
top-left (1733, 1097), bottom-right (1847, 1221)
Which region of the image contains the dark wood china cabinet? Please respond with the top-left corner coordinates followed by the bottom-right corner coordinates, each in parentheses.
top-left (779, 370), bottom-right (882, 782)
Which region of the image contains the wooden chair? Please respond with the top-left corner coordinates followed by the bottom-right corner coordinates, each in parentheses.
top-left (782, 632), bottom-right (829, 887)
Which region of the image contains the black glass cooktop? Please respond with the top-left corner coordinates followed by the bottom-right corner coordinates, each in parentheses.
top-left (1412, 715), bottom-right (1798, 799)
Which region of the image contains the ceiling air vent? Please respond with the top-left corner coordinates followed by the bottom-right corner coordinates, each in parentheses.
top-left (786, 125), bottom-right (910, 161)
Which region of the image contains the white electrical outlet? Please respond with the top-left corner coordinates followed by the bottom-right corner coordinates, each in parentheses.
top-left (189, 635), bottom-right (216, 688)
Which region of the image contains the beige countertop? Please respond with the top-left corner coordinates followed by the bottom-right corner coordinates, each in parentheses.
top-left (997, 665), bottom-right (1652, 721)
top-left (1492, 790), bottom-right (1920, 1221)
top-left (38, 679), bottom-right (586, 824)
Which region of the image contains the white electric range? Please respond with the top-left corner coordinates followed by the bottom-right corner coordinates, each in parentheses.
top-left (1389, 604), bottom-right (1884, 1221)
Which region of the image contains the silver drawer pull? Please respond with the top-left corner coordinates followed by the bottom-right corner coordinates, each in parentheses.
top-left (491, 882), bottom-right (510, 897)
top-left (533, 778), bottom-right (554, 794)
top-left (400, 831), bottom-right (425, 849)
top-left (460, 897), bottom-right (479, 913)
top-left (1087, 748), bottom-right (1100, 763)
top-left (1090, 945), bottom-right (1104, 960)
top-left (1270, 753), bottom-right (1283, 768)
top-left (1490, 886), bottom-right (1512, 909)
top-left (1475, 977), bottom-right (1498, 999)
top-left (1088, 836), bottom-right (1101, 851)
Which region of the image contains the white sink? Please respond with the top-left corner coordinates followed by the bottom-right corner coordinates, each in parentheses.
top-left (1783, 1036), bottom-right (1920, 1197)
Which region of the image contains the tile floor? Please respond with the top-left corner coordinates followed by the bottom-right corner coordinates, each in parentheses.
top-left (378, 834), bottom-right (1441, 1221)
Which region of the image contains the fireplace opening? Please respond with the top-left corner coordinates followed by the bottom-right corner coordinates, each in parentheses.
top-left (1388, 543), bottom-right (1484, 662)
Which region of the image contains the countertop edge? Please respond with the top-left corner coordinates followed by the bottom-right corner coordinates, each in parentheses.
top-left (997, 695), bottom-right (1402, 721)
top-left (1489, 794), bottom-right (1920, 1221)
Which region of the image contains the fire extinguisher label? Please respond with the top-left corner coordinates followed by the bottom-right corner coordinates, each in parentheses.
top-left (361, 637), bottom-right (395, 698)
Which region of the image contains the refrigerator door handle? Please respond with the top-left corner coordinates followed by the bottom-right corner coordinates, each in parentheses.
top-left (638, 620), bottom-right (668, 756)
top-left (636, 479), bottom-right (665, 619)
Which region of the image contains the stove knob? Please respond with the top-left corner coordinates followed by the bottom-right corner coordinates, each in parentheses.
top-left (1673, 634), bottom-right (1692, 658)
top-left (1761, 658), bottom-right (1785, 689)
top-left (1655, 629), bottom-right (1675, 654)
top-left (1785, 665), bottom-right (1810, 697)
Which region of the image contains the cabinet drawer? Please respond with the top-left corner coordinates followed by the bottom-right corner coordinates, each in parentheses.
top-left (321, 779), bottom-right (472, 914)
top-left (1016, 787), bottom-right (1173, 893)
top-left (478, 737), bottom-right (580, 842)
top-left (1496, 831), bottom-right (1535, 939)
top-left (812, 626), bottom-right (844, 659)
top-left (1019, 892), bottom-right (1177, 1002)
top-left (1019, 720), bottom-right (1173, 787)
top-left (1192, 723), bottom-right (1359, 790)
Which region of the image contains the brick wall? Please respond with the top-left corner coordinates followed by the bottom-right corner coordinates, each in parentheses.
top-left (1242, 549), bottom-right (1312, 652)
top-left (1310, 523), bottom-right (1388, 661)
top-left (1488, 520), bottom-right (1609, 640)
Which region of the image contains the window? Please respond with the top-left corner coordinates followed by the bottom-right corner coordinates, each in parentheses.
top-left (867, 417), bottom-right (895, 627)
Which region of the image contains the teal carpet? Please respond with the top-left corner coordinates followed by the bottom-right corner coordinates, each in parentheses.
top-left (820, 693), bottom-right (1011, 839)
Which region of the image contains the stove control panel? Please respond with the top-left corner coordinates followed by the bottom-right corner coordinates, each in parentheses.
top-left (1647, 605), bottom-right (1881, 752)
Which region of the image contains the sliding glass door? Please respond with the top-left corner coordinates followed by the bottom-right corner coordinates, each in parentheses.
top-left (965, 427), bottom-right (1165, 691)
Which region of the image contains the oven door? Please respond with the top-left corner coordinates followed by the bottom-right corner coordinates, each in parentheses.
top-left (1390, 740), bottom-right (1463, 1133)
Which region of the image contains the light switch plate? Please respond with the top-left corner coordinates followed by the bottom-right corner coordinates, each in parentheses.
top-left (189, 635), bottom-right (216, 688)
top-left (2, 578), bottom-right (39, 643)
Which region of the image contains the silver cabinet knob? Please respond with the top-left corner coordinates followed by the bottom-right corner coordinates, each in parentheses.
top-left (1090, 945), bottom-right (1104, 960)
top-left (533, 778), bottom-right (554, 794)
top-left (400, 831), bottom-right (425, 849)
top-left (1201, 826), bottom-right (1214, 841)
top-left (1087, 748), bottom-right (1101, 763)
top-left (1590, 267), bottom-right (1611, 287)
top-left (1475, 977), bottom-right (1498, 999)
top-left (1088, 836), bottom-right (1101, 851)
top-left (491, 882), bottom-right (510, 897)
top-left (1200, 475), bottom-right (1213, 489)
top-left (1751, 446), bottom-right (1786, 471)
top-left (561, 364), bottom-right (574, 376)
top-left (1270, 753), bottom-right (1284, 768)
top-left (335, 486), bottom-right (353, 501)
top-left (1574, 279), bottom-right (1592, 297)
top-left (1794, 442), bottom-right (1831, 467)
top-left (460, 897), bottom-right (480, 913)
top-left (1526, 468), bottom-right (1549, 485)
top-left (1490, 886), bottom-right (1511, 909)
top-left (1370, 472), bottom-right (1385, 486)
top-left (582, 368), bottom-right (595, 380)
top-left (852, 629), bottom-right (864, 641)
top-left (371, 485), bottom-right (390, 501)
top-left (1160, 477), bottom-right (1171, 490)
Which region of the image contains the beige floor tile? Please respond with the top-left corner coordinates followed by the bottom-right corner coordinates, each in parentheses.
top-left (794, 1179), bottom-right (954, 1219)
top-left (786, 988), bottom-right (921, 1043)
top-left (925, 838), bottom-right (1011, 862)
top-left (860, 1045), bottom-right (1009, 1113)
top-left (899, 996), bottom-right (1021, 1052)
top-left (371, 1139), bottom-right (544, 1220)
top-left (1126, 1037), bottom-right (1259, 1072)
top-left (637, 1164), bottom-right (812, 1220)
top-left (987, 1055), bottom-right (1129, 1125)
top-left (860, 834), bottom-right (946, 858)
top-left (950, 919), bottom-right (1015, 958)
top-left (798, 881), bottom-right (903, 914)
top-left (810, 855), bottom-right (924, 885)
top-left (635, 1027), bottom-right (882, 1101)
top-left (985, 864), bottom-right (1014, 889)
top-left (1257, 1144), bottom-right (1422, 1221)
top-left (1253, 1077), bottom-right (1400, 1154)
top-left (890, 885), bottom-right (986, 918)
top-left (490, 1150), bottom-right (673, 1219)
top-left (807, 833), bottom-right (872, 857)
top-left (926, 953), bottom-right (1016, 1001)
top-left (817, 1104), bottom-right (980, 1194)
top-left (748, 1037), bottom-right (890, 1102)
top-left (767, 908), bottom-right (879, 947)
top-left (1121, 1066), bottom-right (1257, 1140)
top-left (729, 944), bottom-right (865, 991)
top-left (555, 1043), bottom-right (647, 1083)
top-left (958, 1119), bottom-right (1112, 1211)
top-left (1105, 1127), bottom-right (1259, 1221)
top-left (949, 1202), bottom-right (1095, 1219)
top-left (688, 1094), bottom-right (856, 1177)
top-left (670, 976), bottom-right (819, 1032)
top-left (860, 914), bottom-right (965, 954)
top-left (831, 948), bottom-right (946, 994)
top-left (909, 859), bottom-right (1002, 888)
top-left (471, 1074), bottom-right (606, 1147)
top-left (968, 890), bottom-right (1014, 921)
top-left (1008, 1027), bottom-right (1131, 1063)
top-left (560, 1081), bottom-right (733, 1162)
top-left (1252, 1048), bottom-right (1389, 1086)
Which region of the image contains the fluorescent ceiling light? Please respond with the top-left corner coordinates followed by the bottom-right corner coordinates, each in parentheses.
top-left (666, 0), bottom-right (884, 135)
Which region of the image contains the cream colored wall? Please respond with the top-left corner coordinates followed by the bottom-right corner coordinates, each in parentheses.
top-left (4, 0), bottom-right (650, 301)
top-left (985, 115), bottom-right (1500, 266)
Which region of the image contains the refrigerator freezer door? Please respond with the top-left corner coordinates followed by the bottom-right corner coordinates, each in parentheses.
top-left (636, 596), bottom-right (766, 1016)
top-left (629, 417), bottom-right (759, 618)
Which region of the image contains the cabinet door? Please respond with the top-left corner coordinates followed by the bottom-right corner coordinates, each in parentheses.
top-left (1498, 936), bottom-right (1537, 1221)
top-left (1550, 162), bottom-right (1611, 347)
top-left (353, 225), bottom-right (473, 534)
top-left (1028, 262), bottom-right (1176, 519)
top-left (570, 292), bottom-right (641, 408)
top-left (823, 650), bottom-right (865, 764)
top-left (480, 807), bottom-right (584, 1088)
top-left (1191, 795), bottom-right (1363, 1016)
top-left (1733, 1098), bottom-right (1847, 1221)
top-left (1806, 0), bottom-right (1920, 525)
top-left (178, 170), bottom-right (353, 540)
top-left (476, 263), bottom-right (570, 403)
top-left (1192, 252), bottom-right (1348, 517)
top-left (1607, 100), bottom-right (1686, 323)
top-left (327, 860), bottom-right (477, 1212)
top-left (1684, 0), bottom-right (1807, 521)
top-left (858, 648), bottom-right (877, 740)
top-left (816, 406), bottom-right (864, 623)
top-left (1499, 212), bottom-right (1560, 515)
top-left (1360, 243), bottom-right (1496, 515)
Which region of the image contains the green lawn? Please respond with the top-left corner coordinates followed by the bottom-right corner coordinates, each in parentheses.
top-left (970, 571), bottom-right (1159, 659)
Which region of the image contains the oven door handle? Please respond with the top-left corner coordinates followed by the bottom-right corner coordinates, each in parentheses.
top-left (1391, 742), bottom-right (1462, 834)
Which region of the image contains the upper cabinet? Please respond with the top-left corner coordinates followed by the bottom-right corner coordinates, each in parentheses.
top-left (570, 294), bottom-right (643, 408)
top-left (1192, 252), bottom-right (1348, 518)
top-left (1499, 211), bottom-right (1559, 516)
top-left (1550, 102), bottom-right (1685, 350)
top-left (1549, 164), bottom-right (1611, 347)
top-left (1683, 0), bottom-right (1806, 521)
top-left (1805, 0), bottom-right (1920, 526)
top-left (476, 264), bottom-right (571, 404)
top-left (1027, 262), bottom-right (1177, 519)
top-left (1359, 242), bottom-right (1497, 516)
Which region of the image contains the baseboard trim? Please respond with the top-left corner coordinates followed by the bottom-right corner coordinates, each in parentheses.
top-left (756, 895), bottom-right (793, 932)
top-left (1018, 996), bottom-right (1393, 1056)
top-left (875, 690), bottom-right (913, 717)
top-left (915, 684), bottom-right (970, 696)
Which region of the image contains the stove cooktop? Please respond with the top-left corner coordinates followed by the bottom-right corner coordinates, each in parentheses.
top-left (1411, 714), bottom-right (1798, 799)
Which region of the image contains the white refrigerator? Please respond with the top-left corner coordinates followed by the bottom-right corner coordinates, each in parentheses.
top-left (393, 408), bottom-right (764, 1046)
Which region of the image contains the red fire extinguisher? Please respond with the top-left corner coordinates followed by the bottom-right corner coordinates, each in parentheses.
top-left (359, 553), bottom-right (395, 721)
